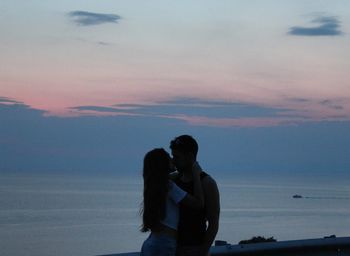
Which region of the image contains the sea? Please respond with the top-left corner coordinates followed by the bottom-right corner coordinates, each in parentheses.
top-left (1, 172), bottom-right (350, 256)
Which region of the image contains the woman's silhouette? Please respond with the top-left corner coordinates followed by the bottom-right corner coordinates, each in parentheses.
top-left (140, 148), bottom-right (204, 256)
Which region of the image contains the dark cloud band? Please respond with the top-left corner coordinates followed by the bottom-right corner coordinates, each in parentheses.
top-left (68, 11), bottom-right (121, 26)
top-left (288, 15), bottom-right (342, 36)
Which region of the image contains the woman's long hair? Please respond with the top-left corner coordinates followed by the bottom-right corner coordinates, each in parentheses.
top-left (141, 148), bottom-right (170, 232)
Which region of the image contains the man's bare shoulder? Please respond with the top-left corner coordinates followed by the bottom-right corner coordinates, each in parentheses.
top-left (201, 173), bottom-right (218, 189)
top-left (202, 175), bottom-right (218, 191)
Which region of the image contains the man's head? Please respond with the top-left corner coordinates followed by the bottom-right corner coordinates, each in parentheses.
top-left (170, 135), bottom-right (198, 173)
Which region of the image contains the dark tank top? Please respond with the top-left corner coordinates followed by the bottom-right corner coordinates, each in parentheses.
top-left (175, 171), bottom-right (208, 246)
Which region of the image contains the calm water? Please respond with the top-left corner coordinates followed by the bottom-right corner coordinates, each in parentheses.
top-left (1, 173), bottom-right (350, 256)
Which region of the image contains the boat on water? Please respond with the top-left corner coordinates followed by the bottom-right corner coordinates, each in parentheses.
top-left (98, 236), bottom-right (350, 256)
top-left (293, 194), bottom-right (303, 198)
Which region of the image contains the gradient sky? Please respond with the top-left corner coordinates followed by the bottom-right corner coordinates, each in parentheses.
top-left (1, 0), bottom-right (350, 175)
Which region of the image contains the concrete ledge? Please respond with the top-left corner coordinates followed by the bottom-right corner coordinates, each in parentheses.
top-left (98, 236), bottom-right (350, 256)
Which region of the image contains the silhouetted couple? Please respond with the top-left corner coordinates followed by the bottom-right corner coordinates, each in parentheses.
top-left (140, 135), bottom-right (220, 256)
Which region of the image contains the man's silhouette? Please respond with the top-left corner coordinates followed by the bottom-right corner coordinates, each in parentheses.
top-left (170, 135), bottom-right (220, 256)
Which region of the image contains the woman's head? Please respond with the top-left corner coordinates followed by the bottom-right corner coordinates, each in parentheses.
top-left (141, 148), bottom-right (171, 232)
top-left (143, 148), bottom-right (171, 181)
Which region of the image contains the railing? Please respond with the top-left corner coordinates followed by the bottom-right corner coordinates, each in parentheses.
top-left (211, 236), bottom-right (350, 256)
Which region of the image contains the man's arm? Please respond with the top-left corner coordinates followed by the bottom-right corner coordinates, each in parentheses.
top-left (202, 176), bottom-right (220, 254)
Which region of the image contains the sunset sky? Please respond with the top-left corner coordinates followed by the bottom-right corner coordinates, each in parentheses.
top-left (1, 0), bottom-right (350, 175)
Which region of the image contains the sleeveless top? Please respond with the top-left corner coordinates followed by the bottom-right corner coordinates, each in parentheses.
top-left (160, 181), bottom-right (187, 230)
top-left (175, 171), bottom-right (209, 246)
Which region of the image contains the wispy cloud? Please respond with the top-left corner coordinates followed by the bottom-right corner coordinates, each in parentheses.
top-left (288, 15), bottom-right (343, 36)
top-left (70, 97), bottom-right (350, 127)
top-left (71, 98), bottom-right (300, 127)
top-left (0, 96), bottom-right (22, 105)
top-left (68, 11), bottom-right (121, 26)
top-left (97, 41), bottom-right (111, 46)
top-left (92, 98), bottom-right (284, 119)
top-left (74, 37), bottom-right (114, 47)
top-left (287, 97), bottom-right (311, 103)
top-left (319, 99), bottom-right (344, 110)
